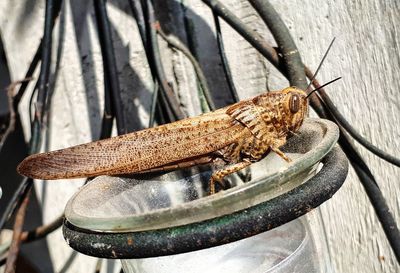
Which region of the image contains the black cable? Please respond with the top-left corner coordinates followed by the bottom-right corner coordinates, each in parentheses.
top-left (178, 2), bottom-right (217, 112)
top-left (128, 0), bottom-right (160, 126)
top-left (148, 81), bottom-right (159, 127)
top-left (99, 73), bottom-right (113, 140)
top-left (0, 0), bottom-right (62, 232)
top-left (0, 178), bottom-right (31, 231)
top-left (248, 0), bottom-right (307, 89)
top-left (154, 96), bottom-right (166, 125)
top-left (244, 0), bottom-right (400, 262)
top-left (201, 0), bottom-right (286, 75)
top-left (93, 0), bottom-right (127, 135)
top-left (212, 11), bottom-right (240, 103)
top-left (143, 0), bottom-right (172, 123)
top-left (144, 0), bottom-right (185, 121)
top-left (1, 1), bottom-right (60, 268)
top-left (30, 0), bottom-right (58, 154)
top-left (321, 94), bottom-right (400, 167)
top-left (96, 4), bottom-right (114, 140)
top-left (158, 84), bottom-right (176, 122)
top-left (308, 76), bottom-right (400, 263)
top-left (309, 82), bottom-right (380, 185)
top-left (29, 80), bottom-right (40, 135)
top-left (12, 43), bottom-right (42, 108)
top-left (157, 27), bottom-right (215, 111)
top-left (338, 130), bottom-right (400, 262)
top-left (128, 0), bottom-right (148, 49)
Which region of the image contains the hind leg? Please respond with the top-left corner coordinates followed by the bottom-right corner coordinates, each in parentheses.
top-left (269, 137), bottom-right (291, 162)
top-left (209, 160), bottom-right (251, 194)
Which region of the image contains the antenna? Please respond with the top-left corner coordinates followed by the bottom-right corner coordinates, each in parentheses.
top-left (306, 37), bottom-right (336, 93)
top-left (306, 77), bottom-right (342, 98)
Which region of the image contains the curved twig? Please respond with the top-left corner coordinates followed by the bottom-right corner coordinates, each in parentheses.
top-left (4, 188), bottom-right (31, 273)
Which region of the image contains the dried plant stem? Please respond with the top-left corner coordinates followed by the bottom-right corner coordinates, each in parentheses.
top-left (4, 188), bottom-right (31, 273)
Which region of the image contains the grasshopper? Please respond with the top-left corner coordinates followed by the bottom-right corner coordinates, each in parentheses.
top-left (17, 87), bottom-right (309, 194)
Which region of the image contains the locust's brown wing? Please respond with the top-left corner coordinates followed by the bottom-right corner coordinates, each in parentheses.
top-left (17, 109), bottom-right (245, 180)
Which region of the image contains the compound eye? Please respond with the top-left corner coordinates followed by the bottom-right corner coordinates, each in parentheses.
top-left (289, 94), bottom-right (300, 113)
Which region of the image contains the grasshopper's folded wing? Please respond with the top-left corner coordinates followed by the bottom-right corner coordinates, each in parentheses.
top-left (17, 109), bottom-right (245, 180)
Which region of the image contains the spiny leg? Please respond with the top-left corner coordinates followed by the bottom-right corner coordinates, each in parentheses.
top-left (209, 160), bottom-right (251, 194)
top-left (270, 146), bottom-right (291, 162)
top-left (237, 168), bottom-right (252, 183)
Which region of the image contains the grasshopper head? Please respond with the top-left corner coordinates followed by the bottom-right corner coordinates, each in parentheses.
top-left (253, 87), bottom-right (308, 134)
top-left (280, 87), bottom-right (308, 133)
